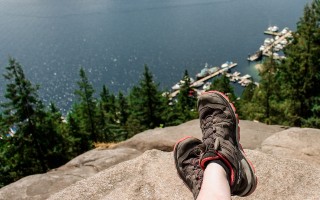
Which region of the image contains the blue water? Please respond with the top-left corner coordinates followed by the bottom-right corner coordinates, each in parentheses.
top-left (0, 0), bottom-right (312, 112)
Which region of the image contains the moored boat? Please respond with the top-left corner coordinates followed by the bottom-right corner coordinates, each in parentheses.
top-left (196, 63), bottom-right (210, 80)
top-left (267, 25), bottom-right (279, 32)
top-left (221, 61), bottom-right (234, 68)
top-left (208, 66), bottom-right (220, 74)
top-left (202, 82), bottom-right (211, 91)
top-left (247, 50), bottom-right (262, 61)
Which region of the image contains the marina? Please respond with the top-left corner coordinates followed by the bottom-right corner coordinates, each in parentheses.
top-left (169, 62), bottom-right (237, 98)
top-left (248, 26), bottom-right (292, 61)
top-left (169, 26), bottom-right (292, 99)
top-left (261, 30), bottom-right (292, 59)
top-left (192, 62), bottom-right (237, 86)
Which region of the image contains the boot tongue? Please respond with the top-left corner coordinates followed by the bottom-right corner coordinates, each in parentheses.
top-left (200, 150), bottom-right (220, 170)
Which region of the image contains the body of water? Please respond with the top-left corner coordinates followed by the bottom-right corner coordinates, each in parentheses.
top-left (0, 0), bottom-right (312, 112)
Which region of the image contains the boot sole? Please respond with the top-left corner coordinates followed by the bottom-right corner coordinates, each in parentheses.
top-left (173, 136), bottom-right (202, 197)
top-left (173, 136), bottom-right (194, 183)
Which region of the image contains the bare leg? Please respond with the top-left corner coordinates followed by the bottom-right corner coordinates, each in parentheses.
top-left (197, 163), bottom-right (231, 200)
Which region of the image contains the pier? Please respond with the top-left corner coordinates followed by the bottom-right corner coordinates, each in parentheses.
top-left (262, 31), bottom-right (292, 58)
top-left (169, 63), bottom-right (237, 98)
top-left (264, 31), bottom-right (281, 36)
top-left (248, 30), bottom-right (292, 61)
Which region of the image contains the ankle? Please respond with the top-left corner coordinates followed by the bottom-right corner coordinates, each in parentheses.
top-left (197, 163), bottom-right (231, 200)
top-left (207, 160), bottom-right (231, 184)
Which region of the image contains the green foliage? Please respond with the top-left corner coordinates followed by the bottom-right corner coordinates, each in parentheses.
top-left (240, 0), bottom-right (320, 127)
top-left (0, 58), bottom-right (71, 187)
top-left (126, 65), bottom-right (165, 136)
top-left (210, 74), bottom-right (237, 102)
top-left (74, 68), bottom-right (98, 142)
top-left (96, 85), bottom-right (119, 141)
top-left (162, 93), bottom-right (185, 126)
top-left (175, 70), bottom-right (197, 122)
top-left (238, 82), bottom-right (257, 119)
top-left (276, 0), bottom-right (320, 127)
top-left (209, 73), bottom-right (241, 116)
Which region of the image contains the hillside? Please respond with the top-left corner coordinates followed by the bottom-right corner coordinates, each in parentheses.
top-left (0, 120), bottom-right (320, 200)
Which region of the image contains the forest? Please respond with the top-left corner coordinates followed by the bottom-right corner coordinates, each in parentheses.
top-left (0, 0), bottom-right (319, 188)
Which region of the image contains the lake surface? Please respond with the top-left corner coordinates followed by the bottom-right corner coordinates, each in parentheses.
top-left (0, 0), bottom-right (312, 112)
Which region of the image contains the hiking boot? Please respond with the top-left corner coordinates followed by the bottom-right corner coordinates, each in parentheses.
top-left (197, 90), bottom-right (257, 196)
top-left (174, 136), bottom-right (204, 199)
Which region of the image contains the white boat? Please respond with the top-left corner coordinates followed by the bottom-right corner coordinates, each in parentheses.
top-left (171, 83), bottom-right (181, 90)
top-left (264, 38), bottom-right (271, 45)
top-left (208, 66), bottom-right (220, 74)
top-left (267, 25), bottom-right (279, 32)
top-left (196, 63), bottom-right (210, 79)
top-left (241, 74), bottom-right (251, 79)
top-left (232, 71), bottom-right (241, 76)
top-left (273, 52), bottom-right (279, 57)
top-left (171, 80), bottom-right (185, 90)
top-left (230, 76), bottom-right (237, 82)
top-left (247, 50), bottom-right (262, 61)
top-left (221, 61), bottom-right (233, 68)
top-left (190, 77), bottom-right (195, 84)
top-left (275, 44), bottom-right (283, 49)
top-left (280, 27), bottom-right (290, 35)
top-left (280, 39), bottom-right (288, 45)
top-left (259, 45), bottom-right (265, 51)
top-left (203, 82), bottom-right (211, 91)
top-left (241, 79), bottom-right (252, 87)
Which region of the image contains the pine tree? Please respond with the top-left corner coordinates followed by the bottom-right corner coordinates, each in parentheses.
top-left (209, 74), bottom-right (237, 102)
top-left (176, 70), bottom-right (197, 122)
top-left (66, 111), bottom-right (91, 155)
top-left (74, 67), bottom-right (98, 142)
top-left (0, 58), bottom-right (68, 187)
top-left (277, 0), bottom-right (320, 127)
top-left (126, 86), bottom-right (145, 136)
top-left (258, 53), bottom-right (283, 124)
top-left (127, 65), bottom-right (164, 135)
top-left (161, 92), bottom-right (184, 126)
top-left (96, 85), bottom-right (114, 141)
top-left (37, 103), bottom-right (70, 168)
top-left (239, 82), bottom-right (257, 119)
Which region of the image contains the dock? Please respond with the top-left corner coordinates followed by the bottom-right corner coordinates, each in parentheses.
top-left (248, 30), bottom-right (292, 61)
top-left (247, 50), bottom-right (262, 61)
top-left (262, 31), bottom-right (292, 58)
top-left (169, 63), bottom-right (237, 98)
top-left (264, 31), bottom-right (281, 36)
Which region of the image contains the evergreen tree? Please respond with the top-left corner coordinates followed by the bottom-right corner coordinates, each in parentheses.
top-left (209, 74), bottom-right (237, 102)
top-left (126, 86), bottom-right (145, 136)
top-left (36, 103), bottom-right (70, 168)
top-left (127, 65), bottom-right (164, 135)
top-left (0, 58), bottom-right (68, 187)
top-left (117, 91), bottom-right (129, 127)
top-left (161, 92), bottom-right (184, 126)
top-left (256, 54), bottom-right (284, 124)
top-left (74, 67), bottom-right (98, 142)
top-left (66, 111), bottom-right (91, 155)
top-left (176, 70), bottom-right (197, 122)
top-left (277, 0), bottom-right (320, 127)
top-left (238, 81), bottom-right (257, 119)
top-left (97, 85), bottom-right (115, 141)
